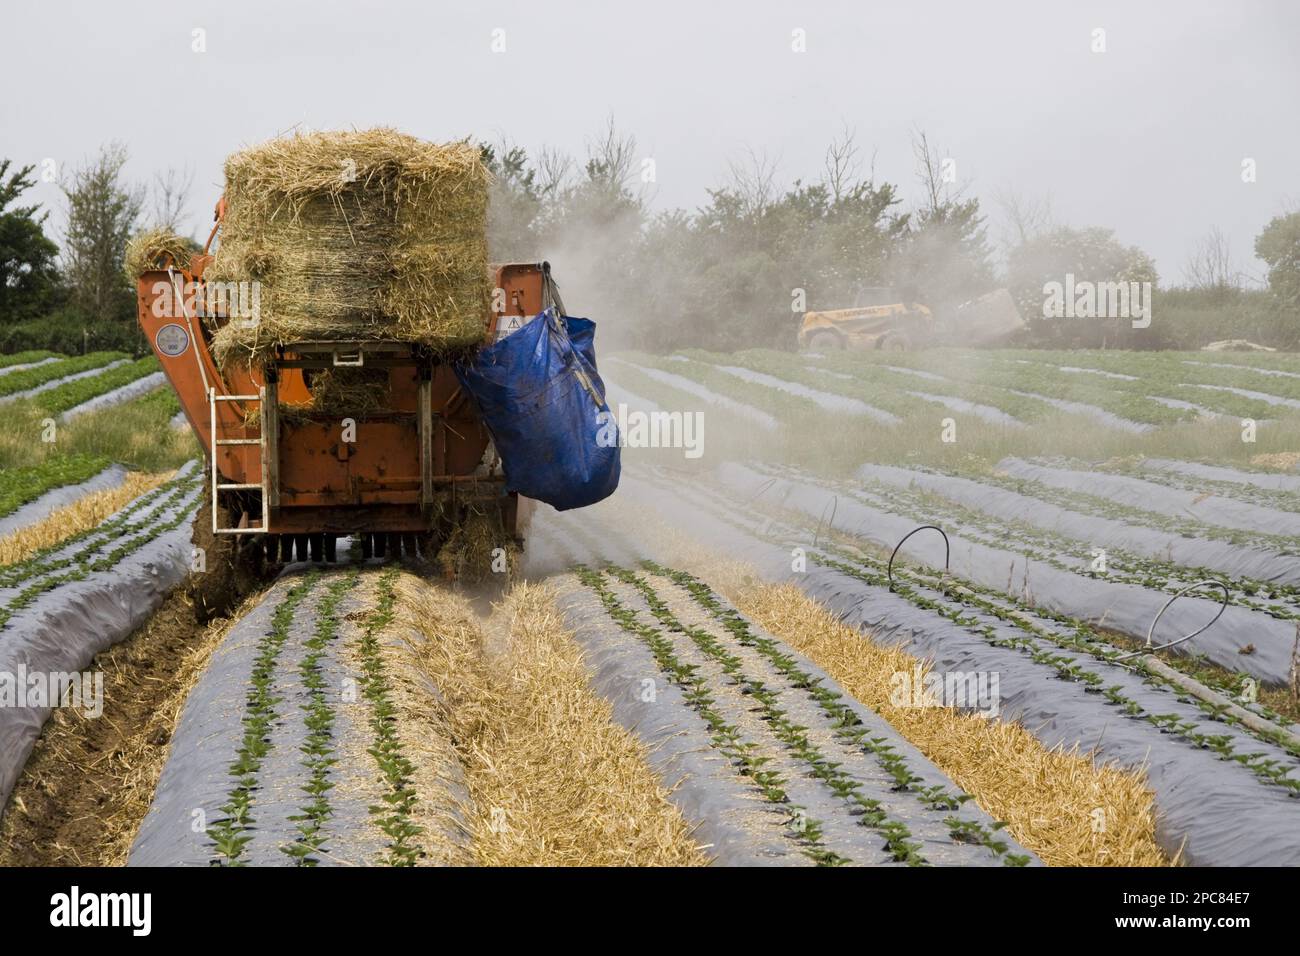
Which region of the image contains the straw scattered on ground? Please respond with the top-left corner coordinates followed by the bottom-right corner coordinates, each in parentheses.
top-left (437, 509), bottom-right (517, 583)
top-left (347, 571), bottom-right (476, 866)
top-left (0, 587), bottom-right (252, 866)
top-left (591, 499), bottom-right (1171, 867)
top-left (733, 581), bottom-right (1171, 867)
top-left (0, 469), bottom-right (173, 566)
top-left (1250, 452), bottom-right (1300, 471)
top-left (392, 573), bottom-right (708, 866)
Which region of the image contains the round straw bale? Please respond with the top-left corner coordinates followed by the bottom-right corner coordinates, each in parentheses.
top-left (209, 129), bottom-right (492, 367)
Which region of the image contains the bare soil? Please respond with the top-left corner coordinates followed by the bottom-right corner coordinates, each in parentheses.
top-left (0, 585), bottom-right (236, 866)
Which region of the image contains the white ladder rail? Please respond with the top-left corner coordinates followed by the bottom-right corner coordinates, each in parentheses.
top-left (209, 387), bottom-right (270, 534)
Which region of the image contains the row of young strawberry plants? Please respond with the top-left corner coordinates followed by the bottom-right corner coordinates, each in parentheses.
top-left (975, 351), bottom-right (1285, 423)
top-left (0, 466), bottom-right (201, 587)
top-left (0, 351), bottom-right (126, 398)
top-left (355, 566), bottom-right (424, 865)
top-left (576, 564), bottom-right (849, 865)
top-left (1174, 365), bottom-right (1300, 405)
top-left (762, 463), bottom-right (1300, 625)
top-left (283, 571), bottom-right (357, 865)
top-left (612, 564), bottom-right (933, 864)
top-left (641, 468), bottom-right (1300, 777)
top-left (1181, 352), bottom-right (1300, 374)
top-left (0, 468), bottom-right (203, 631)
top-left (615, 352), bottom-right (823, 421)
top-left (831, 548), bottom-right (1300, 785)
top-left (1001, 351), bottom-right (1293, 420)
top-left (937, 463), bottom-right (1300, 556)
top-left (1097, 460), bottom-right (1300, 515)
top-left (807, 472), bottom-right (1300, 716)
top-left (990, 348), bottom-right (1300, 377)
top-left (649, 561), bottom-right (1030, 865)
top-left (0, 350), bottom-right (57, 370)
top-left (767, 348), bottom-right (1068, 424)
top-left (29, 356), bottom-right (161, 415)
top-left (684, 349), bottom-right (949, 421)
top-left (1060, 350), bottom-right (1300, 404)
top-left (210, 573), bottom-right (321, 864)
top-left (0, 453), bottom-right (111, 518)
top-left (816, 350), bottom-right (1193, 426)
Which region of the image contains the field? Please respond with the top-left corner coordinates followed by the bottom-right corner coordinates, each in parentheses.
top-left (1, 347), bottom-right (1298, 867)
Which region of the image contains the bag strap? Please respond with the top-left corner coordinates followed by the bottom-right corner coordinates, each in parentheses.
top-left (545, 307), bottom-right (605, 409)
top-left (542, 264), bottom-right (568, 316)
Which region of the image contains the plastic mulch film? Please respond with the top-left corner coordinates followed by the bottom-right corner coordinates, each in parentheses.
top-left (854, 462), bottom-right (1300, 588)
top-left (0, 461), bottom-right (201, 814)
top-left (614, 468), bottom-right (1300, 866)
top-left (997, 458), bottom-right (1300, 538)
top-left (717, 463), bottom-right (1296, 684)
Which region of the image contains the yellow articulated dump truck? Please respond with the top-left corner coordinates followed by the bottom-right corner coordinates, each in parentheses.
top-left (798, 287), bottom-right (1024, 352)
top-left (797, 288), bottom-right (933, 352)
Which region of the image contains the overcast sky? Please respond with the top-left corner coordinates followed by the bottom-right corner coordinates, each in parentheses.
top-left (3, 0), bottom-right (1297, 282)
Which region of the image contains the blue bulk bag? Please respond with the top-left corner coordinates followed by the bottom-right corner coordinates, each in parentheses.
top-left (454, 309), bottom-right (621, 511)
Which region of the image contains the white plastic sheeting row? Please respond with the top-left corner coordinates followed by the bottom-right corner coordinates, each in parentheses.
top-left (615, 466), bottom-right (1300, 865)
top-left (0, 462), bottom-right (201, 815)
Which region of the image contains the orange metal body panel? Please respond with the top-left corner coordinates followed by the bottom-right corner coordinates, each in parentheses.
top-left (136, 257), bottom-right (552, 536)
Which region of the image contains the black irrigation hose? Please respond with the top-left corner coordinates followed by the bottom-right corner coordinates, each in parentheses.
top-left (1114, 579), bottom-right (1232, 661)
top-left (745, 477), bottom-right (777, 505)
top-left (887, 524), bottom-right (950, 591)
top-left (813, 495), bottom-right (837, 547)
top-left (636, 468), bottom-right (1300, 781)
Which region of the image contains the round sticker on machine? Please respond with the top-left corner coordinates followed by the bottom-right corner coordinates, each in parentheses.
top-left (155, 323), bottom-right (190, 357)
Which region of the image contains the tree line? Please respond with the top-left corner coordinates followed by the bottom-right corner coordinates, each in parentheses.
top-left (1, 125), bottom-right (1297, 354)
top-left (483, 119), bottom-right (1300, 351)
top-left (0, 146), bottom-right (195, 354)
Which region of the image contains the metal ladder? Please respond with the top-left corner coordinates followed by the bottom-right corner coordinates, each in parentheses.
top-left (208, 385), bottom-right (273, 535)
